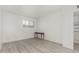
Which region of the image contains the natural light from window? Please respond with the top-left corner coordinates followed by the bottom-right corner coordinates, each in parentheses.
top-left (22, 19), bottom-right (34, 27)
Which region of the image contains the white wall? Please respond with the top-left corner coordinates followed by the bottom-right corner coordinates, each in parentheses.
top-left (38, 6), bottom-right (74, 49)
top-left (38, 10), bottom-right (63, 44)
top-left (2, 10), bottom-right (36, 43)
top-left (62, 6), bottom-right (74, 49)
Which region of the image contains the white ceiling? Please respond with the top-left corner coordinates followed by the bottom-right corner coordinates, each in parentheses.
top-left (0, 5), bottom-right (64, 18)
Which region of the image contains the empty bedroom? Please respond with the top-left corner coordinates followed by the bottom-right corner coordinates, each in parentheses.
top-left (0, 5), bottom-right (77, 53)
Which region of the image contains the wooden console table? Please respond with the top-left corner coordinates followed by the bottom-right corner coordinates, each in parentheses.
top-left (34, 32), bottom-right (44, 39)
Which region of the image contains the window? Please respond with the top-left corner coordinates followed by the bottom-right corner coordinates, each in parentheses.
top-left (22, 19), bottom-right (34, 27)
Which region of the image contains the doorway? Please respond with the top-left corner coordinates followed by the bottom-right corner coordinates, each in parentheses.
top-left (74, 11), bottom-right (79, 51)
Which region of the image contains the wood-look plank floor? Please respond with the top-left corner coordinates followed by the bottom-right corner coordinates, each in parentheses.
top-left (0, 38), bottom-right (79, 53)
top-left (74, 43), bottom-right (79, 52)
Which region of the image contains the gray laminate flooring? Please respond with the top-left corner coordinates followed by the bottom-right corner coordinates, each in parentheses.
top-left (0, 38), bottom-right (79, 53)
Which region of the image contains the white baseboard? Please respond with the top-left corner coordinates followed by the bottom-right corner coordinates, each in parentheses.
top-left (45, 38), bottom-right (62, 45)
top-left (3, 36), bottom-right (33, 43)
